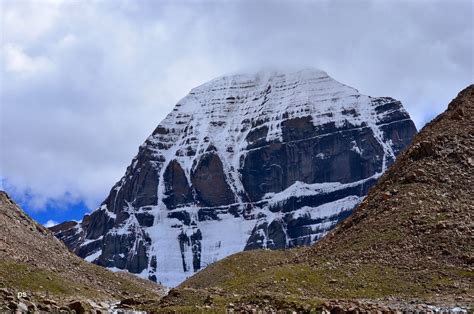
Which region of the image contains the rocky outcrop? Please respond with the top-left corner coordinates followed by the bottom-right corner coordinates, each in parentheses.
top-left (163, 160), bottom-right (193, 209)
top-left (191, 151), bottom-right (236, 206)
top-left (51, 69), bottom-right (416, 286)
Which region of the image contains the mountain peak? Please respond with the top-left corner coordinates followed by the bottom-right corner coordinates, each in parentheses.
top-left (190, 67), bottom-right (348, 96)
top-left (51, 70), bottom-right (416, 287)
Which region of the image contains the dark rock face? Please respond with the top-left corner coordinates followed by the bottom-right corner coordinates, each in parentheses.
top-left (178, 229), bottom-right (202, 272)
top-left (101, 148), bottom-right (160, 213)
top-left (163, 160), bottom-right (193, 209)
top-left (191, 152), bottom-right (236, 207)
top-left (242, 118), bottom-right (386, 201)
top-left (51, 69), bottom-right (416, 287)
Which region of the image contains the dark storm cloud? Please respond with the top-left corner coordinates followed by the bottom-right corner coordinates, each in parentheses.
top-left (1, 0), bottom-right (472, 210)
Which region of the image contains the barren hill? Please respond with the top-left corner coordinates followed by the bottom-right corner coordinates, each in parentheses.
top-left (0, 191), bottom-right (165, 312)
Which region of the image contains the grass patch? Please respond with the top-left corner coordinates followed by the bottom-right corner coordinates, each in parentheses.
top-left (260, 263), bottom-right (423, 299)
top-left (347, 229), bottom-right (403, 252)
top-left (454, 269), bottom-right (473, 278)
top-left (184, 256), bottom-right (426, 301)
top-left (0, 261), bottom-right (97, 298)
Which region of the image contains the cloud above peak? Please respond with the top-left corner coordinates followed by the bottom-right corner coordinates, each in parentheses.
top-left (1, 0), bottom-right (472, 214)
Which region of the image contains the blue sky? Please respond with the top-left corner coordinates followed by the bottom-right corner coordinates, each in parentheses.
top-left (18, 195), bottom-right (88, 227)
top-left (2, 179), bottom-right (89, 226)
top-left (1, 0), bottom-right (473, 226)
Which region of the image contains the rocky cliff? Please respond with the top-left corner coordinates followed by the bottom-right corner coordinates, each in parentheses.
top-left (52, 69), bottom-right (416, 286)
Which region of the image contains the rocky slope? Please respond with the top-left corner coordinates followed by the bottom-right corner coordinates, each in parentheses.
top-left (156, 85), bottom-right (474, 312)
top-left (0, 191), bottom-right (165, 312)
top-left (52, 68), bottom-right (416, 287)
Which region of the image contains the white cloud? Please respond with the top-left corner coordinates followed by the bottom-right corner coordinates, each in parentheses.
top-left (43, 219), bottom-right (59, 228)
top-left (1, 0), bottom-right (62, 44)
top-left (3, 44), bottom-right (52, 75)
top-left (0, 0), bottom-right (472, 213)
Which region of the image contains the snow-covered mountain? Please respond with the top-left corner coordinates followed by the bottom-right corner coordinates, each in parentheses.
top-left (51, 68), bottom-right (417, 287)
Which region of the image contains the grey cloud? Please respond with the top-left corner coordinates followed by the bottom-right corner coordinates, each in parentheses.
top-left (1, 0), bottom-right (472, 211)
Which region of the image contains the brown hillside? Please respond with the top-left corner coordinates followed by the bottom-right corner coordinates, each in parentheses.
top-left (0, 191), bottom-right (165, 312)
